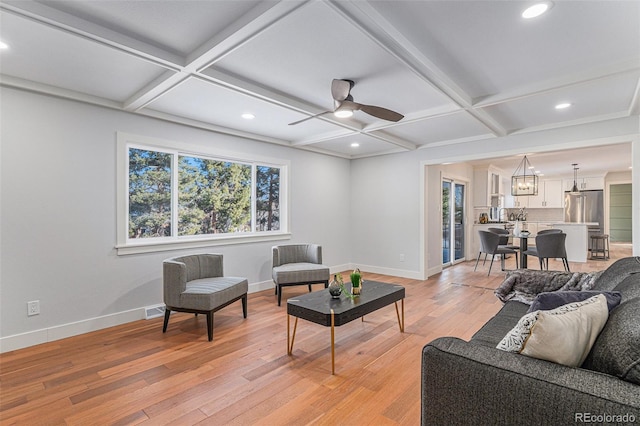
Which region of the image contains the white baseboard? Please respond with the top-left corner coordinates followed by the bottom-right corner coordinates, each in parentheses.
top-left (0, 308), bottom-right (144, 353)
top-left (353, 263), bottom-right (424, 280)
top-left (0, 281), bottom-right (278, 353)
top-left (0, 264), bottom-right (426, 353)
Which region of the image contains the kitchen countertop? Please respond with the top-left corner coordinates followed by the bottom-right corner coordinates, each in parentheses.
top-left (551, 222), bottom-right (599, 226)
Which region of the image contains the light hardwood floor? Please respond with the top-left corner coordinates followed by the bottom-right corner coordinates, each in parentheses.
top-left (0, 244), bottom-right (632, 425)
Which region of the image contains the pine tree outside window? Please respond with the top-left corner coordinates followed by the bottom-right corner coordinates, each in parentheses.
top-left (117, 133), bottom-right (288, 255)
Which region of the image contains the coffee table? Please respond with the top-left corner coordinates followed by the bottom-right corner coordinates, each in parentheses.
top-left (286, 280), bottom-right (405, 374)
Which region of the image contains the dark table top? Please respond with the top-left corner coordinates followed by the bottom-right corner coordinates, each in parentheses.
top-left (287, 280), bottom-right (405, 327)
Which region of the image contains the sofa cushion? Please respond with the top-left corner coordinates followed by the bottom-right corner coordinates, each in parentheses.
top-left (497, 295), bottom-right (609, 367)
top-left (272, 262), bottom-right (329, 284)
top-left (582, 297), bottom-right (640, 385)
top-left (527, 290), bottom-right (621, 313)
top-left (611, 273), bottom-right (640, 303)
top-left (591, 256), bottom-right (640, 290)
top-left (470, 301), bottom-right (529, 347)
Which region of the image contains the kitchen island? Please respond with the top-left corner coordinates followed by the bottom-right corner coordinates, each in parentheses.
top-left (549, 222), bottom-right (598, 263)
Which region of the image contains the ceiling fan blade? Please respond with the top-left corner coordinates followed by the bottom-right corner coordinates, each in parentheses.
top-left (358, 104), bottom-right (404, 122)
top-left (288, 110), bottom-right (332, 126)
top-left (331, 79), bottom-right (353, 101)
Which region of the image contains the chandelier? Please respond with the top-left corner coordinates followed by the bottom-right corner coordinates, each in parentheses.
top-left (511, 155), bottom-right (539, 196)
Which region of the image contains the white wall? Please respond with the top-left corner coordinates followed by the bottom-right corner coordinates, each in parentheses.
top-left (349, 116), bottom-right (640, 280)
top-left (0, 88), bottom-right (351, 350)
top-left (2, 86), bottom-right (638, 351)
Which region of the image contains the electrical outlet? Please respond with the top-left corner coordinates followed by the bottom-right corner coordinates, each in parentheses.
top-left (399, 253), bottom-right (405, 262)
top-left (27, 300), bottom-right (40, 316)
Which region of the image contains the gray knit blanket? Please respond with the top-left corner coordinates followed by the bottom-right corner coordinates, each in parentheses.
top-left (495, 269), bottom-right (603, 305)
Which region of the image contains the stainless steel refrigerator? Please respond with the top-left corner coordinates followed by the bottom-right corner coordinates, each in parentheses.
top-left (564, 190), bottom-right (604, 237)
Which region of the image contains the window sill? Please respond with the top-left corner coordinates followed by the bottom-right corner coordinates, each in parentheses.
top-left (116, 232), bottom-right (292, 256)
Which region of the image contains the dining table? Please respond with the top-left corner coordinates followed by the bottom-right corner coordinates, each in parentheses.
top-left (511, 231), bottom-right (536, 269)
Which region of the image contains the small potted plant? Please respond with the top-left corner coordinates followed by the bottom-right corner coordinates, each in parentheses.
top-left (350, 268), bottom-right (362, 295)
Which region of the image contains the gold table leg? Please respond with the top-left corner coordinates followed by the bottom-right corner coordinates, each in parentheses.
top-left (287, 314), bottom-right (298, 355)
top-left (394, 299), bottom-right (405, 333)
top-left (330, 309), bottom-right (335, 375)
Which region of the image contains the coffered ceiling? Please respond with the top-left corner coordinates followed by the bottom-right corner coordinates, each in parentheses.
top-left (1, 1), bottom-right (639, 161)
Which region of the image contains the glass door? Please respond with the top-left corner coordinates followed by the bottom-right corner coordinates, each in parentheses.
top-left (442, 179), bottom-right (466, 266)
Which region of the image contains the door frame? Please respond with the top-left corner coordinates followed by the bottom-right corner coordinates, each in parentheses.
top-left (441, 174), bottom-right (469, 267)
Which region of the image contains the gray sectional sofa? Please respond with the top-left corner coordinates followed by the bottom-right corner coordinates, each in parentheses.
top-left (421, 257), bottom-right (640, 425)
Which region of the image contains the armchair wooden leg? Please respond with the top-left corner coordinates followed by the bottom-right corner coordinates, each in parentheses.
top-left (206, 311), bottom-right (214, 342)
top-left (242, 294), bottom-right (247, 318)
top-left (278, 285), bottom-right (282, 306)
top-left (162, 309), bottom-right (171, 333)
top-left (308, 284), bottom-right (312, 292)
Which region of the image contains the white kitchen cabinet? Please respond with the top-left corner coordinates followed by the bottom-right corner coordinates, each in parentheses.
top-left (563, 176), bottom-right (604, 192)
top-left (506, 195), bottom-right (529, 208)
top-left (474, 167), bottom-right (504, 207)
top-left (529, 179), bottom-right (563, 208)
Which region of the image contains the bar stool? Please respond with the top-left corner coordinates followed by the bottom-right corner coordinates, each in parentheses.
top-left (590, 234), bottom-right (610, 260)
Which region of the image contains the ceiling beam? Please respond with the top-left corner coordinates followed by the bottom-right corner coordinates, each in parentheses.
top-left (328, 0), bottom-right (507, 138)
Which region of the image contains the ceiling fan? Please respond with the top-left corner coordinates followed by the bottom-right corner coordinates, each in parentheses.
top-left (288, 79), bottom-right (404, 126)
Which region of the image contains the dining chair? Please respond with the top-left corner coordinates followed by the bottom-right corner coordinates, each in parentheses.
top-left (488, 227), bottom-right (519, 250)
top-left (537, 228), bottom-right (562, 235)
top-left (522, 232), bottom-right (570, 272)
top-left (474, 230), bottom-right (519, 276)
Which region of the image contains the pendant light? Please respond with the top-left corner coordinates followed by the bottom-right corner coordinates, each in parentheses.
top-left (570, 164), bottom-right (580, 194)
top-left (511, 155), bottom-right (539, 196)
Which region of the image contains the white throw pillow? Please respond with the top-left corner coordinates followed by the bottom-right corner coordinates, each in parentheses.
top-left (497, 294), bottom-right (609, 367)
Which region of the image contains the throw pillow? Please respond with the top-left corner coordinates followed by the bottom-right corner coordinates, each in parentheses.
top-left (497, 295), bottom-right (609, 367)
top-left (495, 310), bottom-right (540, 353)
top-left (582, 298), bottom-right (640, 385)
top-left (527, 291), bottom-right (621, 313)
top-left (520, 294), bottom-right (609, 367)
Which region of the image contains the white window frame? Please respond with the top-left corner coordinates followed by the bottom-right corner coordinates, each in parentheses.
top-left (116, 132), bottom-right (290, 255)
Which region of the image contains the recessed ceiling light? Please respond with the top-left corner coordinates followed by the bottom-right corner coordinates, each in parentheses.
top-left (555, 102), bottom-right (571, 110)
top-left (350, 142), bottom-right (360, 148)
top-left (0, 41), bottom-right (9, 50)
top-left (522, 2), bottom-right (552, 19)
top-left (334, 110), bottom-right (353, 118)
top-left (241, 113), bottom-right (255, 120)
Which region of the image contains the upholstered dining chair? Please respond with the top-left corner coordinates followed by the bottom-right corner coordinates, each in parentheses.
top-left (163, 253), bottom-right (248, 341)
top-left (474, 230), bottom-right (519, 276)
top-left (537, 228), bottom-right (563, 235)
top-left (272, 244), bottom-right (330, 306)
top-left (488, 227), bottom-right (519, 250)
top-left (523, 232), bottom-right (570, 272)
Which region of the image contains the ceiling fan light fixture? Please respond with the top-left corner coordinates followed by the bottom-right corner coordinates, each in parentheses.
top-left (334, 109), bottom-right (353, 118)
top-left (522, 2), bottom-right (552, 19)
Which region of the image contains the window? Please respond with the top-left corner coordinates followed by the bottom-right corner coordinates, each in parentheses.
top-left (117, 133), bottom-right (289, 255)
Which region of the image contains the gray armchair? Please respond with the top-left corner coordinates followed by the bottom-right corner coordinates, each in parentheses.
top-left (163, 254), bottom-right (248, 341)
top-left (272, 244), bottom-right (330, 306)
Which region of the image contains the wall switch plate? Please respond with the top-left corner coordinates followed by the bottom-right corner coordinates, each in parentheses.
top-left (399, 254), bottom-right (405, 262)
top-left (27, 300), bottom-right (40, 316)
